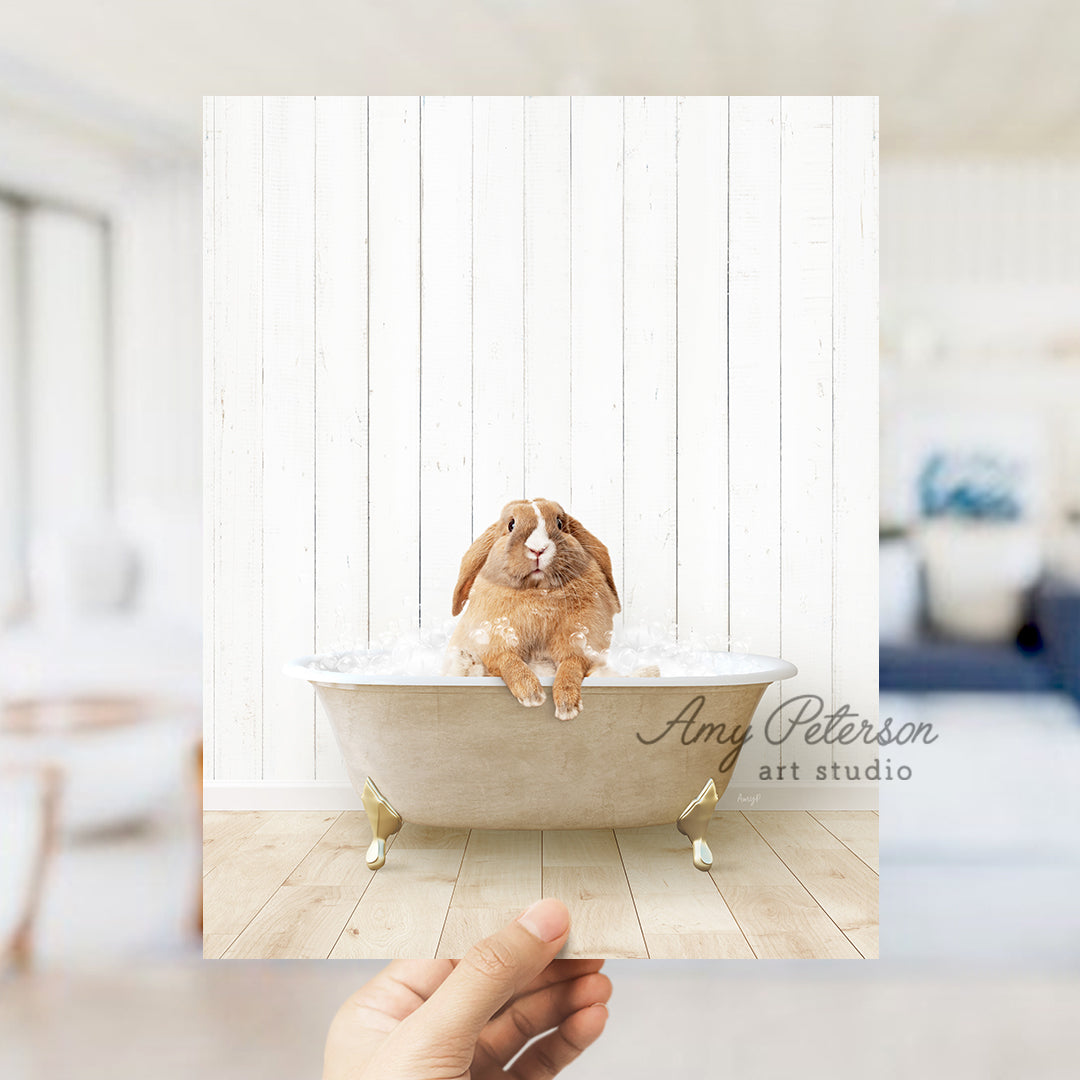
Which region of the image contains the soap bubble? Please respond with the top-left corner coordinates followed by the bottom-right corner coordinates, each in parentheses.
top-left (304, 619), bottom-right (772, 679)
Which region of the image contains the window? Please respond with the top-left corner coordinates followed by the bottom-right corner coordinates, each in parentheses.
top-left (0, 194), bottom-right (111, 623)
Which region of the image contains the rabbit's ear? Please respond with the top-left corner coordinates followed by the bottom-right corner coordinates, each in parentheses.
top-left (452, 521), bottom-right (503, 616)
top-left (565, 516), bottom-right (620, 612)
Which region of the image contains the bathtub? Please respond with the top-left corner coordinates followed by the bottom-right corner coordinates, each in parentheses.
top-left (284, 655), bottom-right (797, 871)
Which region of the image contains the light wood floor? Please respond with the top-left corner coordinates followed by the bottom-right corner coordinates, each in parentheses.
top-left (203, 810), bottom-right (877, 960)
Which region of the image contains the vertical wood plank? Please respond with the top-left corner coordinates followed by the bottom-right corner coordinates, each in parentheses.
top-left (523, 97), bottom-right (571, 502)
top-left (472, 96), bottom-right (525, 524)
top-left (314, 97), bottom-right (369, 782)
top-left (622, 96), bottom-right (678, 631)
top-left (727, 96), bottom-right (782, 784)
top-left (569, 97), bottom-right (624, 600)
top-left (675, 96), bottom-right (728, 645)
top-left (368, 97), bottom-right (421, 640)
top-left (419, 96), bottom-right (473, 635)
top-left (212, 96), bottom-right (263, 781)
top-left (832, 97), bottom-right (879, 771)
top-left (261, 96), bottom-right (316, 782)
top-left (779, 96), bottom-right (834, 780)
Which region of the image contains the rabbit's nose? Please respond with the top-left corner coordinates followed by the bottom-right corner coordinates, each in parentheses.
top-left (527, 546), bottom-right (546, 557)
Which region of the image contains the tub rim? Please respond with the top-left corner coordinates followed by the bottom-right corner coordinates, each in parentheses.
top-left (283, 652), bottom-right (797, 688)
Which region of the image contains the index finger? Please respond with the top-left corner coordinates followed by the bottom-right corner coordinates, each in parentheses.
top-left (489, 959), bottom-right (606, 1020)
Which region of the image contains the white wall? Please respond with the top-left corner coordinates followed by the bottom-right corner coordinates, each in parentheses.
top-left (883, 158), bottom-right (1080, 352)
top-left (0, 203), bottom-right (21, 620)
top-left (113, 163), bottom-right (203, 625)
top-left (881, 158), bottom-right (1080, 533)
top-left (24, 208), bottom-right (110, 540)
top-left (205, 96), bottom-right (878, 810)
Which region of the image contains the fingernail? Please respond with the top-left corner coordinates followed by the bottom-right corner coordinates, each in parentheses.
top-left (517, 898), bottom-right (569, 942)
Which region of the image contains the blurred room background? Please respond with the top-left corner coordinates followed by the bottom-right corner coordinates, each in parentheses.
top-left (878, 149), bottom-right (1080, 965)
top-left (0, 32), bottom-right (202, 970)
top-left (3, 0), bottom-right (1080, 1076)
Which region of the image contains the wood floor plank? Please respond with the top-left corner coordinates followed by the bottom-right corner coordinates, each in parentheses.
top-left (204, 835), bottom-right (245, 877)
top-left (709, 812), bottom-right (865, 958)
top-left (201, 813), bottom-right (339, 936)
top-left (809, 810), bottom-right (879, 871)
top-left (331, 824), bottom-right (469, 959)
top-left (721, 885), bottom-right (862, 959)
top-left (743, 810), bottom-right (847, 850)
top-left (542, 830), bottom-right (647, 959)
top-left (765, 846), bottom-right (878, 933)
top-left (204, 811), bottom-right (279, 877)
top-left (745, 812), bottom-right (878, 935)
top-left (202, 811), bottom-right (879, 960)
top-left (642, 932), bottom-right (760, 960)
top-left (286, 812), bottom-right (385, 888)
top-left (615, 825), bottom-right (754, 959)
top-left (845, 924), bottom-right (879, 959)
top-left (224, 886), bottom-right (361, 959)
top-left (437, 831), bottom-right (541, 959)
top-left (203, 810), bottom-right (273, 843)
top-left (709, 812), bottom-right (798, 886)
top-left (252, 811), bottom-right (340, 836)
top-left (202, 933), bottom-right (239, 959)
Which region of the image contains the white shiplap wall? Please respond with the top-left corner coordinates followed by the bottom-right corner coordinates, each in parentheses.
top-left (205, 96), bottom-right (878, 809)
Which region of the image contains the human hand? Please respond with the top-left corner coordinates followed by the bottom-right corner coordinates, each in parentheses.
top-left (324, 899), bottom-right (611, 1079)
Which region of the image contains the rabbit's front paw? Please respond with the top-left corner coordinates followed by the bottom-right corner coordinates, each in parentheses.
top-left (553, 685), bottom-right (582, 721)
top-left (508, 671), bottom-right (546, 708)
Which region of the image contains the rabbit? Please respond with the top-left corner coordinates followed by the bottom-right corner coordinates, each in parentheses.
top-left (443, 499), bottom-right (620, 720)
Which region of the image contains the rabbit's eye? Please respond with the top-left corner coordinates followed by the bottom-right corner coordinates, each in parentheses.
top-left (556, 517), bottom-right (564, 530)
top-left (508, 519), bottom-right (515, 532)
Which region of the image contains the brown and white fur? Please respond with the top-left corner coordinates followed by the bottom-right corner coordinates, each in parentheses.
top-left (444, 499), bottom-right (620, 720)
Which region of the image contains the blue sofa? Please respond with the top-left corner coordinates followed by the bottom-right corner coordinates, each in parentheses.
top-left (880, 577), bottom-right (1080, 700)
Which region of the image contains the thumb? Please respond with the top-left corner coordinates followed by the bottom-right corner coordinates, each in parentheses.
top-left (406, 899), bottom-right (570, 1050)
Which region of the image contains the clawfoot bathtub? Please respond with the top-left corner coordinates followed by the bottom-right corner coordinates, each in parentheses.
top-left (284, 656), bottom-right (796, 871)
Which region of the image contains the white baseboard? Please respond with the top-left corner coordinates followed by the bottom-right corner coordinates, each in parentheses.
top-left (202, 780), bottom-right (878, 813)
top-left (203, 781), bottom-right (362, 811)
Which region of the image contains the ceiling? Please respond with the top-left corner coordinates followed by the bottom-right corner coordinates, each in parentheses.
top-left (1, 0), bottom-right (1079, 159)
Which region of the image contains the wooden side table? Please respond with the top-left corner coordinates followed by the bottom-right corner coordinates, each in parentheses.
top-left (0, 765), bottom-right (61, 973)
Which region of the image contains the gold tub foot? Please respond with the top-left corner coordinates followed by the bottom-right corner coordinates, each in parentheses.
top-left (676, 778), bottom-right (720, 871)
top-left (361, 777), bottom-right (403, 870)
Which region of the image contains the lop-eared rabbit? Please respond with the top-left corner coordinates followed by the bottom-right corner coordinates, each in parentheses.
top-left (444, 499), bottom-right (620, 719)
